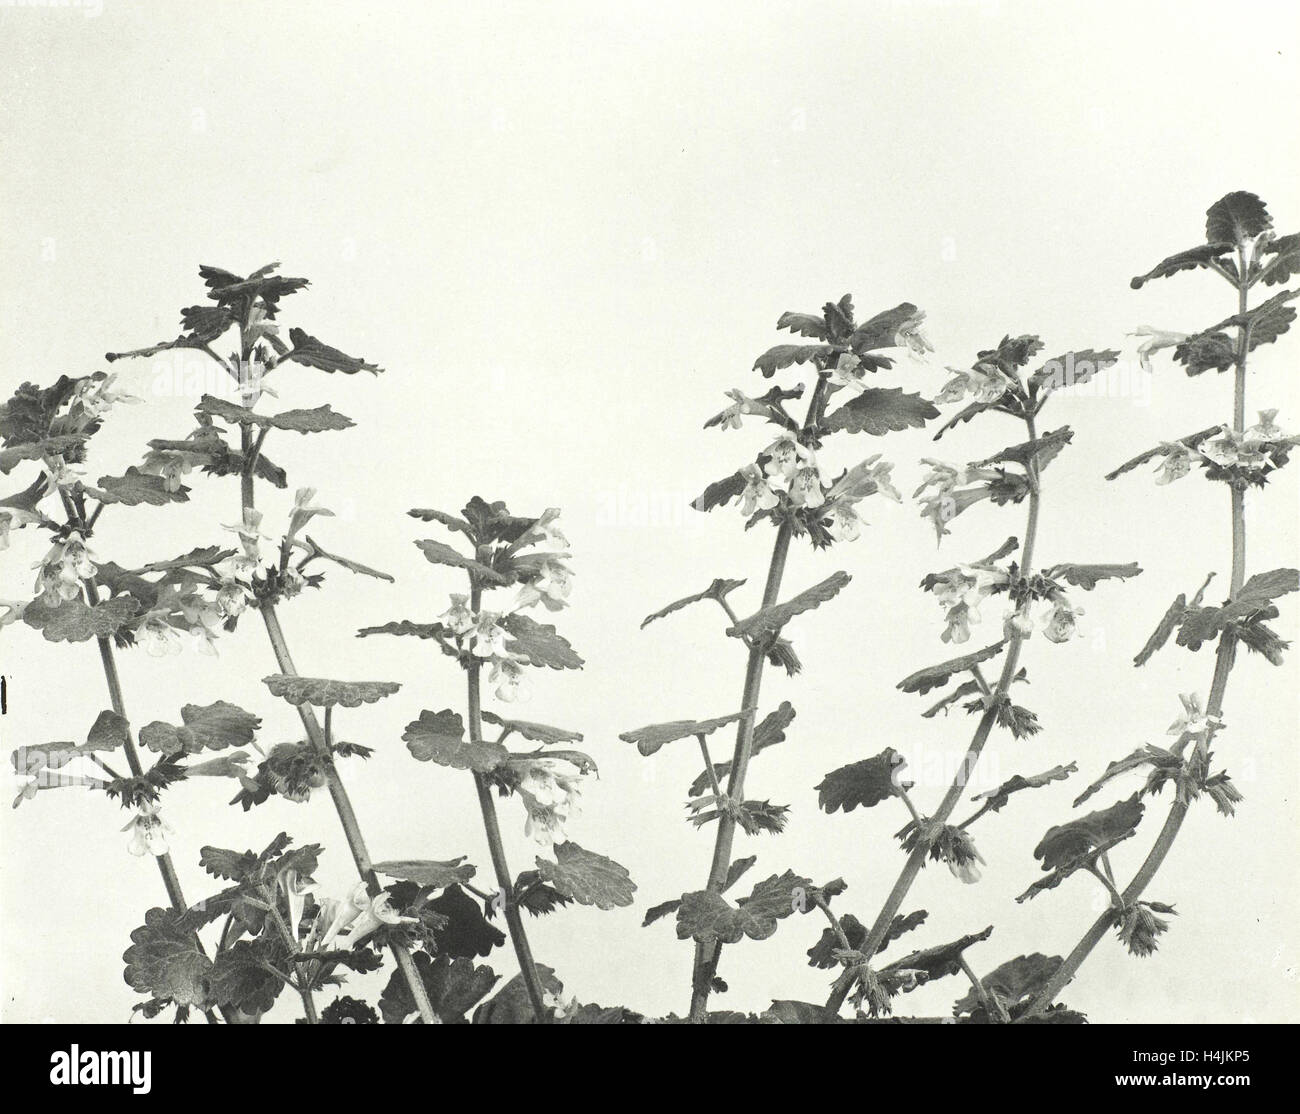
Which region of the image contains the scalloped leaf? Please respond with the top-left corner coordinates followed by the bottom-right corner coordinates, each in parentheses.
top-left (262, 674), bottom-right (400, 708)
top-left (881, 925), bottom-right (994, 983)
top-left (898, 641), bottom-right (1005, 696)
top-left (1072, 746), bottom-right (1180, 807)
top-left (753, 343), bottom-right (836, 378)
top-left (952, 952), bottom-right (1064, 1017)
top-left (282, 327), bottom-right (382, 375)
top-left (977, 426), bottom-right (1074, 471)
top-left (139, 701), bottom-right (261, 755)
top-left (817, 748), bottom-right (907, 814)
top-left (619, 711), bottom-right (743, 757)
top-left (501, 613), bottom-right (584, 670)
top-left (480, 711), bottom-right (583, 745)
top-left (688, 702), bottom-right (794, 797)
top-left (535, 842), bottom-right (636, 910)
top-left (728, 571), bottom-right (851, 640)
top-left (404, 709), bottom-right (507, 771)
top-left (970, 763), bottom-right (1078, 816)
top-left (675, 870), bottom-right (812, 944)
top-left (1045, 562), bottom-right (1142, 591)
top-left (196, 394), bottom-right (355, 433)
top-left (1034, 794), bottom-right (1145, 872)
top-left (691, 470), bottom-right (746, 513)
top-left (1130, 242), bottom-right (1234, 289)
top-left (823, 388), bottom-right (937, 436)
top-left (356, 619), bottom-right (445, 640)
top-left (374, 858), bottom-right (477, 889)
top-left (1205, 190), bottom-right (1272, 245)
top-left (23, 595), bottom-right (140, 643)
top-left (415, 538), bottom-right (509, 585)
top-left (90, 467), bottom-right (191, 506)
top-left (122, 907), bottom-right (213, 1008)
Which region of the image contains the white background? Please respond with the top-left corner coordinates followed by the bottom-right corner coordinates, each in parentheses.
top-left (1, 0), bottom-right (1297, 1023)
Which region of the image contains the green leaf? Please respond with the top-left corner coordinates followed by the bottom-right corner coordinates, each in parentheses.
top-left (90, 467), bottom-right (190, 506)
top-left (728, 571), bottom-right (851, 640)
top-left (195, 394), bottom-right (356, 434)
top-left (976, 426), bottom-right (1074, 470)
top-left (1034, 794), bottom-right (1145, 873)
top-left (776, 312), bottom-right (831, 340)
top-left (299, 535), bottom-right (394, 582)
top-left (640, 577), bottom-right (747, 629)
top-left (823, 388), bottom-right (938, 436)
top-left (688, 702), bottom-right (793, 797)
top-left (1045, 562), bottom-right (1143, 591)
top-left (23, 595), bottom-right (140, 643)
top-left (898, 641), bottom-right (1005, 696)
top-left (675, 870), bottom-right (812, 944)
top-left (619, 711), bottom-right (743, 757)
top-left (850, 302), bottom-right (922, 350)
top-left (357, 619), bottom-right (446, 640)
top-left (381, 952), bottom-right (499, 1024)
top-left (472, 964), bottom-right (563, 1024)
top-left (1130, 242), bottom-right (1234, 289)
top-left (139, 701), bottom-right (261, 755)
top-left (535, 842), bottom-right (636, 910)
top-left (1176, 567), bottom-right (1299, 651)
top-left (480, 711), bottom-right (583, 745)
top-left (881, 925), bottom-right (994, 984)
top-left (1205, 190), bottom-right (1272, 245)
top-left (208, 940), bottom-right (283, 1015)
top-left (501, 613), bottom-right (584, 670)
top-left (816, 748), bottom-right (907, 814)
top-left (952, 952), bottom-right (1064, 1018)
top-left (374, 858), bottom-right (477, 889)
top-left (1105, 426), bottom-right (1222, 481)
top-left (282, 327), bottom-right (382, 375)
top-left (1135, 595), bottom-right (1188, 666)
top-left (691, 471), bottom-right (746, 513)
top-left (1026, 351), bottom-right (1121, 398)
top-left (262, 675), bottom-right (400, 708)
top-left (1260, 232), bottom-right (1300, 286)
top-left (753, 343), bottom-right (836, 378)
top-left (86, 709), bottom-right (130, 752)
top-left (415, 538), bottom-right (509, 585)
top-left (122, 907), bottom-right (212, 1008)
top-left (404, 709), bottom-right (507, 772)
top-left (642, 898), bottom-right (682, 927)
top-left (970, 763), bottom-right (1078, 816)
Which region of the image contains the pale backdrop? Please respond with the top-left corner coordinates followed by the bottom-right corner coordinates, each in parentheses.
top-left (1, 0), bottom-right (1297, 1023)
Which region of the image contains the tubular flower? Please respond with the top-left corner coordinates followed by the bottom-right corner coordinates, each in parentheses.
top-left (1153, 442), bottom-right (1195, 485)
top-left (488, 653), bottom-right (530, 702)
top-left (140, 448), bottom-right (199, 492)
top-left (515, 757), bottom-right (586, 845)
top-left (935, 362), bottom-right (1013, 405)
top-left (343, 893), bottom-right (417, 948)
top-left (1041, 595), bottom-right (1083, 643)
top-left (317, 883), bottom-right (372, 950)
top-left (278, 868), bottom-right (314, 942)
top-left (1130, 326), bottom-right (1190, 373)
top-left (468, 612), bottom-right (510, 659)
top-left (829, 352), bottom-right (868, 395)
top-left (739, 463), bottom-right (780, 515)
top-left (1167, 693), bottom-right (1221, 742)
top-left (762, 435), bottom-right (815, 481)
top-left (893, 310), bottom-right (934, 359)
top-left (285, 488), bottom-right (334, 548)
top-left (33, 532), bottom-right (96, 605)
top-left (437, 593), bottom-right (476, 636)
top-left (123, 804), bottom-right (173, 857)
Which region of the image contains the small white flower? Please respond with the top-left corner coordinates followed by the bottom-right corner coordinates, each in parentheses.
top-left (762, 435), bottom-right (814, 481)
top-left (516, 758), bottom-right (585, 845)
top-left (739, 463), bottom-right (779, 515)
top-left (1041, 596), bottom-right (1082, 644)
top-left (829, 352), bottom-right (868, 395)
top-left (122, 804), bottom-right (173, 857)
top-left (469, 612), bottom-right (510, 659)
top-left (438, 593), bottom-right (476, 635)
top-left (1130, 327), bottom-right (1190, 373)
top-left (1167, 693), bottom-right (1221, 740)
top-left (1244, 409), bottom-right (1282, 445)
top-left (893, 311), bottom-right (934, 359)
top-left (1154, 443), bottom-right (1194, 485)
top-left (489, 653), bottom-right (530, 702)
top-left (344, 893), bottom-right (417, 947)
top-left (285, 488), bottom-right (334, 547)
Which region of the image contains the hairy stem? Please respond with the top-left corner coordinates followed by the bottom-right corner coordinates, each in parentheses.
top-left (1021, 268), bottom-right (1252, 1018)
top-left (240, 431), bottom-right (436, 1024)
top-left (467, 582), bottom-right (549, 1022)
top-left (825, 410), bottom-right (1043, 1016)
top-left (688, 377), bottom-right (828, 1022)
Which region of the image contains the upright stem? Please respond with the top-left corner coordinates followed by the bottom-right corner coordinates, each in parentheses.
top-left (825, 410), bottom-right (1043, 1016)
top-left (1022, 269), bottom-right (1252, 1018)
top-left (465, 582), bottom-right (549, 1022)
top-left (240, 431), bottom-right (436, 1024)
top-left (688, 378), bottom-right (827, 1022)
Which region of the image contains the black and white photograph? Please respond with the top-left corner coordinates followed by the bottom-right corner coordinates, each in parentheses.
top-left (0, 0), bottom-right (1294, 1093)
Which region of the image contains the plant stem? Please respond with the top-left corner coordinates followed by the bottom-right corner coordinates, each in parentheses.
top-left (465, 582), bottom-right (549, 1022)
top-left (825, 410), bottom-right (1043, 1016)
top-left (959, 955), bottom-right (1010, 1023)
top-left (688, 376), bottom-right (829, 1022)
top-left (1021, 268), bottom-right (1252, 1018)
top-left (239, 432), bottom-right (436, 1024)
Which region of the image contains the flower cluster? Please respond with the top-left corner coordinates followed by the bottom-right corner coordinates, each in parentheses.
top-left (298, 880), bottom-right (417, 951)
top-left (913, 460), bottom-right (1004, 543)
top-left (511, 756), bottom-right (586, 845)
top-left (926, 562), bottom-right (1011, 644)
top-left (739, 434), bottom-right (899, 541)
top-left (1152, 411), bottom-right (1293, 486)
top-left (32, 531), bottom-right (95, 606)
